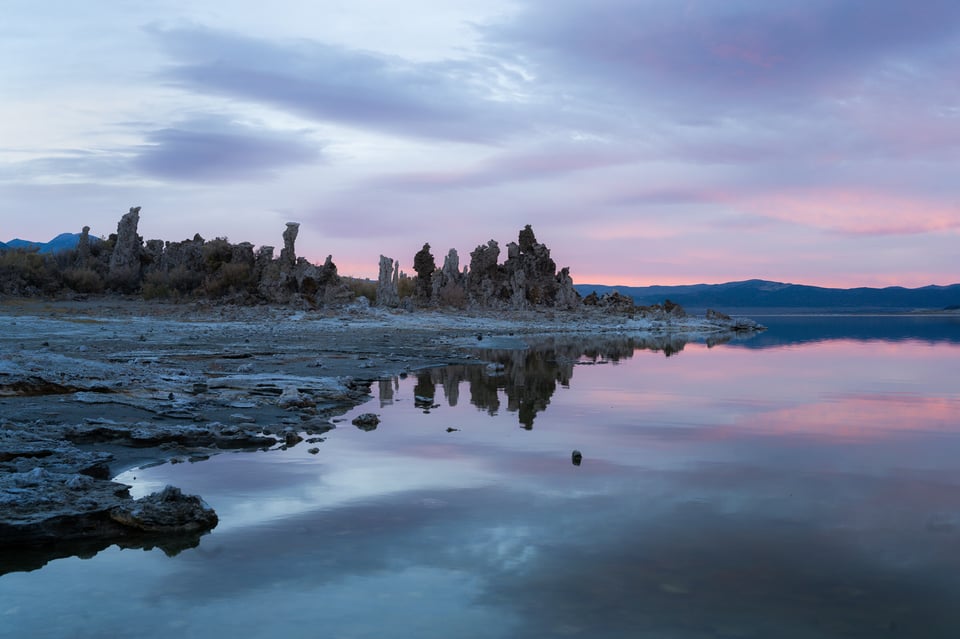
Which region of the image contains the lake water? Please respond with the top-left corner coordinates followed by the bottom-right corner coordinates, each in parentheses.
top-left (2, 316), bottom-right (959, 638)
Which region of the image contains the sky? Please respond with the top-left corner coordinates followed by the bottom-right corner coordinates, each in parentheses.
top-left (1, 0), bottom-right (958, 288)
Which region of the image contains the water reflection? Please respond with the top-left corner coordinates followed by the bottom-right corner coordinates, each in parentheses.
top-left (3, 325), bottom-right (960, 639)
top-left (0, 528), bottom-right (209, 577)
top-left (384, 334), bottom-right (747, 429)
top-left (735, 314), bottom-right (960, 348)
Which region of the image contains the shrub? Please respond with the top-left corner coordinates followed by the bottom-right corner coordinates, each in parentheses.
top-left (105, 266), bottom-right (141, 294)
top-left (202, 261), bottom-right (254, 298)
top-left (437, 282), bottom-right (466, 309)
top-left (202, 237), bottom-right (233, 271)
top-left (397, 272), bottom-right (415, 299)
top-left (344, 277), bottom-right (377, 303)
top-left (142, 271), bottom-right (172, 300)
top-left (0, 249), bottom-right (62, 295)
top-left (63, 268), bottom-right (104, 294)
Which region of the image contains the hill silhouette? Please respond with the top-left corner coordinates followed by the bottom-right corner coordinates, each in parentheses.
top-left (574, 280), bottom-right (960, 312)
top-left (1, 233), bottom-right (92, 254)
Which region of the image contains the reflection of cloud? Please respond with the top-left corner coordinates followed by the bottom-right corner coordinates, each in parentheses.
top-left (141, 464), bottom-right (960, 638)
top-left (733, 393), bottom-right (960, 442)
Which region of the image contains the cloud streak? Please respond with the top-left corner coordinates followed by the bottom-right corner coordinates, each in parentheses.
top-left (132, 116), bottom-right (321, 181)
top-left (150, 24), bottom-right (531, 143)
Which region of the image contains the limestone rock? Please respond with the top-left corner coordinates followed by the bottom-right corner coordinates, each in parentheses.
top-left (280, 222), bottom-right (300, 268)
top-left (706, 308), bottom-right (732, 321)
top-left (377, 255), bottom-right (400, 307)
top-left (352, 413), bottom-right (380, 431)
top-left (432, 248), bottom-right (466, 307)
top-left (466, 240), bottom-right (504, 307)
top-left (109, 485), bottom-right (218, 533)
top-left (107, 206), bottom-right (143, 289)
top-left (413, 243), bottom-right (436, 303)
top-left (464, 226), bottom-right (580, 310)
top-left (77, 226), bottom-right (91, 265)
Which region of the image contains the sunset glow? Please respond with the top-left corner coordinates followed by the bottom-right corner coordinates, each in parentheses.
top-left (2, 0), bottom-right (958, 287)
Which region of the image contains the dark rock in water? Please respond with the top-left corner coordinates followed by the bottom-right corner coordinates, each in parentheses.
top-left (446, 427), bottom-right (460, 433)
top-left (283, 430), bottom-right (303, 447)
top-left (662, 299), bottom-right (686, 318)
top-left (706, 308), bottom-right (731, 321)
top-left (109, 486), bottom-right (218, 533)
top-left (0, 469), bottom-right (216, 552)
top-left (352, 413), bottom-right (380, 431)
top-left (571, 450), bottom-right (583, 466)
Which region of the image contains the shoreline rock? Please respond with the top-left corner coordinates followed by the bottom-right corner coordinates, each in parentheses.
top-left (0, 298), bottom-right (764, 557)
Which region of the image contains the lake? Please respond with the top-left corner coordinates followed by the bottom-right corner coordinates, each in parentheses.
top-left (2, 316), bottom-right (959, 638)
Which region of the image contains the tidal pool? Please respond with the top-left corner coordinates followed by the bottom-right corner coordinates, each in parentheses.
top-left (2, 317), bottom-right (959, 638)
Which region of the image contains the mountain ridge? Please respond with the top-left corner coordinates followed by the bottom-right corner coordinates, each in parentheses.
top-left (574, 279), bottom-right (960, 312)
top-left (1, 233), bottom-right (93, 254)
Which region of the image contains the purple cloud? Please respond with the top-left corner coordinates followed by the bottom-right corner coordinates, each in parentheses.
top-left (149, 25), bottom-right (530, 143)
top-left (131, 116), bottom-right (321, 181)
top-left (484, 0), bottom-right (960, 110)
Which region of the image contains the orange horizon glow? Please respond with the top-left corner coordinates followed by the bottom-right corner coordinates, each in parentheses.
top-left (570, 272), bottom-right (959, 290)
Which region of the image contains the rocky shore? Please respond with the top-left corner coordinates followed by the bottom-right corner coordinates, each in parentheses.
top-left (0, 297), bottom-right (762, 566)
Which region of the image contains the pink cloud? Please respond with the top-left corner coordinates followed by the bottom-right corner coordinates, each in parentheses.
top-left (728, 188), bottom-right (960, 236)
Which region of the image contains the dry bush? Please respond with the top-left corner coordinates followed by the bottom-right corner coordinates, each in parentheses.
top-left (168, 265), bottom-right (203, 294)
top-left (142, 271), bottom-right (172, 300)
top-left (203, 262), bottom-right (253, 298)
top-left (0, 249), bottom-right (62, 295)
top-left (437, 282), bottom-right (466, 309)
top-left (344, 277), bottom-right (377, 303)
top-left (105, 265), bottom-right (141, 294)
top-left (63, 268), bottom-right (104, 294)
top-left (202, 237), bottom-right (233, 271)
top-left (397, 272), bottom-right (415, 299)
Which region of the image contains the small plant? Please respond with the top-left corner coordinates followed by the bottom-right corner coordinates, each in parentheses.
top-left (141, 271), bottom-right (172, 300)
top-left (0, 249), bottom-right (63, 295)
top-left (202, 237), bottom-right (233, 271)
top-left (203, 262), bottom-right (254, 298)
top-left (437, 282), bottom-right (466, 309)
top-left (62, 268), bottom-right (104, 294)
top-left (397, 271), bottom-right (415, 299)
top-left (344, 277), bottom-right (377, 303)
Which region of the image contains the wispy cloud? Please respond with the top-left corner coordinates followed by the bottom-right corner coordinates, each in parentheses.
top-left (0, 115), bottom-right (322, 184)
top-left (149, 24), bottom-right (532, 143)
top-left (132, 116), bottom-right (321, 181)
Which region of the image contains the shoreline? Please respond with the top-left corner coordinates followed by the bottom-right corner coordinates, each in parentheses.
top-left (1, 298), bottom-right (762, 563)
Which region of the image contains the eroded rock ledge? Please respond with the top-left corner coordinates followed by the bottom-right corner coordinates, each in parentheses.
top-left (0, 427), bottom-right (219, 555)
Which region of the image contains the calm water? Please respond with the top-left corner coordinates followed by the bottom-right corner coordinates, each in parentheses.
top-left (2, 317), bottom-right (959, 638)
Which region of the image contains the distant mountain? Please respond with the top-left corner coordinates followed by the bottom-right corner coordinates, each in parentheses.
top-left (574, 279), bottom-right (960, 312)
top-left (4, 239), bottom-right (43, 251)
top-left (41, 233), bottom-right (86, 253)
top-left (0, 233), bottom-right (92, 254)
